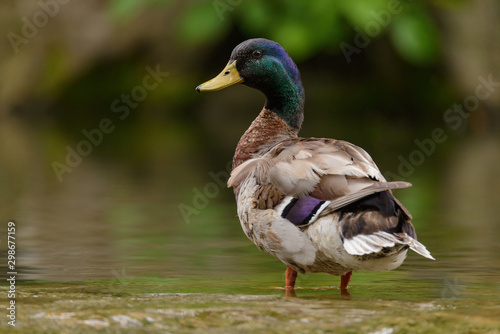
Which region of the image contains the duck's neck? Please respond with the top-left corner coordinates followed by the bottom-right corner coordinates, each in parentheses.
top-left (259, 68), bottom-right (305, 130)
top-left (232, 109), bottom-right (299, 170)
top-left (232, 61), bottom-right (305, 169)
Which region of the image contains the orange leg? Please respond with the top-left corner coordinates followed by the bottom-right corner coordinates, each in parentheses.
top-left (285, 266), bottom-right (297, 297)
top-left (340, 271), bottom-right (352, 290)
top-left (285, 266), bottom-right (297, 288)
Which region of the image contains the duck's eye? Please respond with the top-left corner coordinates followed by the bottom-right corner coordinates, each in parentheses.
top-left (252, 50), bottom-right (262, 58)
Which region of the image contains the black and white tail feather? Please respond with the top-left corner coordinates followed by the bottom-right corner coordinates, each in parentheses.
top-left (342, 230), bottom-right (435, 260)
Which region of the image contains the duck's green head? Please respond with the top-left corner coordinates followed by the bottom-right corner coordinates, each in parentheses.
top-left (196, 38), bottom-right (305, 129)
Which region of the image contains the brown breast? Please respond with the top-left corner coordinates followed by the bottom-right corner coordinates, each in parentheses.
top-left (232, 109), bottom-right (298, 169)
top-left (231, 109), bottom-right (298, 197)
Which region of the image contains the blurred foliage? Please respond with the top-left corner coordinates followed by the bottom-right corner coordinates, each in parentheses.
top-left (171, 0), bottom-right (440, 63)
top-left (390, 6), bottom-right (440, 65)
top-left (109, 0), bottom-right (172, 20)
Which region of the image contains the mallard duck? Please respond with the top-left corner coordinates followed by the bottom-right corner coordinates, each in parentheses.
top-left (196, 38), bottom-right (434, 295)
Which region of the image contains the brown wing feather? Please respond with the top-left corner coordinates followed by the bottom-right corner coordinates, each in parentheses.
top-left (228, 137), bottom-right (392, 201)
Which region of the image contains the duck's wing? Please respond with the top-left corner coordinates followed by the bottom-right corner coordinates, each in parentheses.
top-left (228, 137), bottom-right (407, 201)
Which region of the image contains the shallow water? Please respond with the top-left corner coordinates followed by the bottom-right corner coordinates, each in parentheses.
top-left (1, 129), bottom-right (500, 332)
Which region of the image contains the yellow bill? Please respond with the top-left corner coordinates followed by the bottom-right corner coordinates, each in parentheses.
top-left (196, 60), bottom-right (244, 92)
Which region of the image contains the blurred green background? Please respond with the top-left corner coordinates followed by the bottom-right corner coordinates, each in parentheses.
top-left (0, 0), bottom-right (499, 282)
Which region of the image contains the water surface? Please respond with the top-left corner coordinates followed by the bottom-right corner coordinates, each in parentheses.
top-left (1, 130), bottom-right (499, 333)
